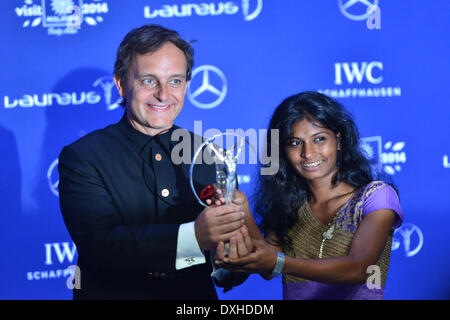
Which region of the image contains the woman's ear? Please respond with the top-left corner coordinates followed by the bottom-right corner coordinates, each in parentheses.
top-left (336, 132), bottom-right (341, 151)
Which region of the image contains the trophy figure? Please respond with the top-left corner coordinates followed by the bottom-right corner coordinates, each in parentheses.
top-left (190, 132), bottom-right (252, 256)
top-left (190, 132), bottom-right (245, 207)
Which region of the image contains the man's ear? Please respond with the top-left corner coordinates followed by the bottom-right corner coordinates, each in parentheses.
top-left (114, 75), bottom-right (126, 99)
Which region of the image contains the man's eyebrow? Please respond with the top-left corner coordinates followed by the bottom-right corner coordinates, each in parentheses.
top-left (170, 74), bottom-right (186, 78)
top-left (137, 73), bottom-right (156, 78)
top-left (137, 73), bottom-right (186, 78)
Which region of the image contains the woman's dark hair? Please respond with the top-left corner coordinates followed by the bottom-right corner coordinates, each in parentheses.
top-left (113, 24), bottom-right (195, 107)
top-left (254, 91), bottom-right (386, 247)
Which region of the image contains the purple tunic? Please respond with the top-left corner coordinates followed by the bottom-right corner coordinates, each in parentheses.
top-left (283, 181), bottom-right (404, 300)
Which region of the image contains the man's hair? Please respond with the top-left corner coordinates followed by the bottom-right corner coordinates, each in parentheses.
top-left (114, 24), bottom-right (195, 107)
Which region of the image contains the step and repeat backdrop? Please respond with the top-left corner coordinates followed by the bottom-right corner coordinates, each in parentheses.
top-left (1, 0), bottom-right (449, 299)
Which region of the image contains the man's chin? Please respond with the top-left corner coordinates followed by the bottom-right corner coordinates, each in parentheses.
top-left (147, 121), bottom-right (174, 134)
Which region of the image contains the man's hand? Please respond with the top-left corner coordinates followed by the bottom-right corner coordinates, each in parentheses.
top-left (205, 185), bottom-right (226, 206)
top-left (194, 204), bottom-right (245, 251)
top-left (204, 185), bottom-right (249, 210)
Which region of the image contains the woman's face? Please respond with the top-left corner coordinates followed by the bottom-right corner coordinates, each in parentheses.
top-left (284, 118), bottom-right (340, 183)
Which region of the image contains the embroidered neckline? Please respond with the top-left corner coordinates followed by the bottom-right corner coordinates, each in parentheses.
top-left (305, 193), bottom-right (356, 259)
top-left (305, 192), bottom-right (356, 227)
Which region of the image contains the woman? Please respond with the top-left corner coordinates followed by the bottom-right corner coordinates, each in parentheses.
top-left (212, 91), bottom-right (404, 300)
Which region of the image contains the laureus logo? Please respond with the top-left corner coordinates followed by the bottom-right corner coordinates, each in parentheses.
top-left (47, 159), bottom-right (59, 197)
top-left (443, 155), bottom-right (450, 168)
top-left (92, 76), bottom-right (122, 111)
top-left (3, 75), bottom-right (120, 110)
top-left (144, 0), bottom-right (262, 21)
top-left (15, 0), bottom-right (109, 36)
top-left (392, 223), bottom-right (424, 257)
top-left (242, 0), bottom-right (263, 21)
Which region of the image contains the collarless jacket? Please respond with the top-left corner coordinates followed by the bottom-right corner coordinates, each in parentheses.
top-left (58, 114), bottom-right (217, 299)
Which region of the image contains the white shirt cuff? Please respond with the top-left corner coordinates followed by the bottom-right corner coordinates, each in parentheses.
top-left (175, 221), bottom-right (206, 270)
top-left (209, 250), bottom-right (231, 281)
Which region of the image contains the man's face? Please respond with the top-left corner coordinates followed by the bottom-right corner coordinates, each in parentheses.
top-left (115, 42), bottom-right (188, 136)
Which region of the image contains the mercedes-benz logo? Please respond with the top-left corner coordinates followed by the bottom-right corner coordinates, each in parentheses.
top-left (47, 158), bottom-right (59, 197)
top-left (187, 65), bottom-right (227, 109)
top-left (338, 0), bottom-right (379, 21)
top-left (392, 223), bottom-right (424, 257)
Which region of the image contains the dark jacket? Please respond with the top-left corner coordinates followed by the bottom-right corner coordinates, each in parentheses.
top-left (58, 114), bottom-right (218, 299)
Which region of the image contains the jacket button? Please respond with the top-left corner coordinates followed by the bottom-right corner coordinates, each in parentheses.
top-left (155, 153), bottom-right (162, 161)
top-left (161, 189), bottom-right (169, 197)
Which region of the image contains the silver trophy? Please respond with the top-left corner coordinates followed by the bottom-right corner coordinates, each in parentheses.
top-left (190, 132), bottom-right (245, 207)
top-left (190, 133), bottom-right (254, 256)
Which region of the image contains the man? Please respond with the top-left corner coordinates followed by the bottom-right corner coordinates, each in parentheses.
top-left (58, 24), bottom-right (247, 299)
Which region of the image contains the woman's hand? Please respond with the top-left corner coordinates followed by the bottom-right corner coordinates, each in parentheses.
top-left (213, 226), bottom-right (254, 263)
top-left (230, 189), bottom-right (249, 207)
top-left (215, 239), bottom-right (279, 275)
top-left (206, 187), bottom-right (265, 269)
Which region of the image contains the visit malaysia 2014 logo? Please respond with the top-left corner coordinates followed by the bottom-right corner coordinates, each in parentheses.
top-left (15, 0), bottom-right (109, 36)
top-left (361, 136), bottom-right (407, 175)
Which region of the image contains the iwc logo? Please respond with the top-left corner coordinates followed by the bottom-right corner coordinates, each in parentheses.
top-left (15, 0), bottom-right (109, 36)
top-left (319, 61), bottom-right (401, 99)
top-left (27, 241), bottom-right (78, 282)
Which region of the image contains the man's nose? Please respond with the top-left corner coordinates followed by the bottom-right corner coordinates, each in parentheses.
top-left (154, 85), bottom-right (168, 102)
